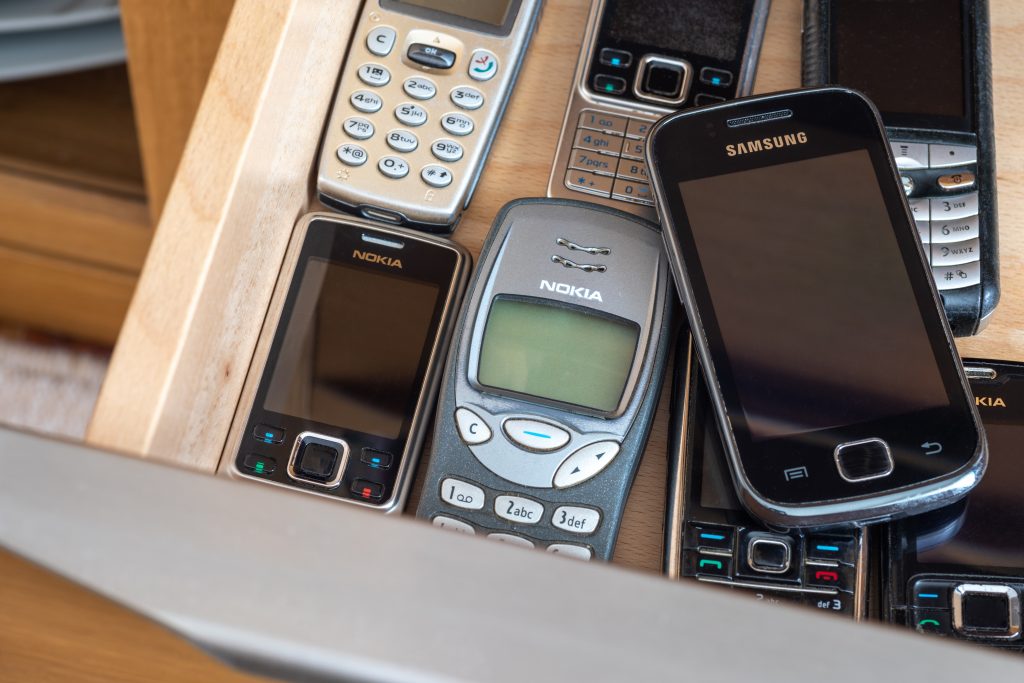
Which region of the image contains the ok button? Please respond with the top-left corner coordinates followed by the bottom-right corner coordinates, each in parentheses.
top-left (503, 418), bottom-right (570, 452)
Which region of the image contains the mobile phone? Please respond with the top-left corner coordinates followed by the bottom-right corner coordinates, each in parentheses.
top-left (802, 0), bottom-right (998, 336)
top-left (886, 359), bottom-right (1024, 647)
top-left (665, 337), bottom-right (869, 619)
top-left (218, 213), bottom-right (470, 512)
top-left (647, 87), bottom-right (985, 528)
top-left (316, 0), bottom-right (542, 233)
top-left (415, 198), bottom-right (673, 560)
top-left (546, 0), bottom-right (770, 218)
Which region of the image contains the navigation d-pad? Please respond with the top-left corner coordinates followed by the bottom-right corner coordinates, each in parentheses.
top-left (833, 438), bottom-right (893, 482)
top-left (954, 584), bottom-right (1021, 639)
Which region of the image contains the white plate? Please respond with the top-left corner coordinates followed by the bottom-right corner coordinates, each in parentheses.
top-left (0, 19), bottom-right (125, 83)
top-left (0, 0), bottom-right (119, 35)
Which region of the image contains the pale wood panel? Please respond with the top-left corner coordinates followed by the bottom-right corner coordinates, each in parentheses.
top-left (120, 0), bottom-right (237, 221)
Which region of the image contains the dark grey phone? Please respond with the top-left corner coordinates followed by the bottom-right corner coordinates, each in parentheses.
top-left (647, 88), bottom-right (985, 529)
top-left (416, 198), bottom-right (672, 561)
top-left (802, 0), bottom-right (998, 336)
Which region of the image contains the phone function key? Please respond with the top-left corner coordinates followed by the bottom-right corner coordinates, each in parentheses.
top-left (441, 477), bottom-right (485, 510)
top-left (910, 580), bottom-right (952, 609)
top-left (432, 515), bottom-right (475, 535)
top-left (687, 524), bottom-right (734, 552)
top-left (806, 536), bottom-right (857, 564)
top-left (931, 238), bottom-right (980, 266)
top-left (494, 495), bottom-right (544, 525)
top-left (366, 26), bottom-right (397, 56)
top-left (577, 110), bottom-right (628, 135)
top-left (930, 192), bottom-right (978, 220)
top-left (611, 178), bottom-right (653, 205)
top-left (616, 159), bottom-right (648, 181)
top-left (386, 129), bottom-right (419, 153)
top-left (337, 143), bottom-right (368, 166)
top-left (357, 63), bottom-right (391, 87)
top-left (351, 478), bottom-right (384, 501)
top-left (420, 164), bottom-right (453, 188)
top-left (833, 438), bottom-right (893, 482)
top-left (573, 129), bottom-right (624, 155)
top-left (934, 260), bottom-right (981, 290)
top-left (912, 608), bottom-right (953, 636)
top-left (343, 116), bottom-right (375, 140)
top-left (487, 533), bottom-right (535, 548)
top-left (803, 564), bottom-right (852, 592)
top-left (891, 141), bottom-right (929, 170)
top-left (599, 47), bottom-right (632, 68)
top-left (407, 43), bottom-right (457, 70)
top-left (360, 448), bottom-right (393, 470)
top-left (625, 117), bottom-right (652, 139)
top-left (931, 215), bottom-right (979, 243)
top-left (692, 551), bottom-right (732, 578)
top-left (241, 453), bottom-right (277, 475)
top-left (593, 74), bottom-right (627, 95)
top-left (252, 423), bottom-right (285, 444)
top-left (565, 169), bottom-right (613, 197)
top-left (551, 505), bottom-right (601, 534)
top-left (546, 543), bottom-right (593, 560)
top-left (953, 584), bottom-right (1021, 637)
top-left (620, 138), bottom-right (645, 160)
top-left (747, 535), bottom-right (792, 574)
top-left (378, 155), bottom-right (409, 178)
top-left (937, 171), bottom-right (976, 192)
top-left (455, 406), bottom-right (491, 444)
top-left (553, 440), bottom-right (620, 488)
top-left (503, 418), bottom-right (570, 452)
top-left (570, 149), bottom-right (618, 176)
top-left (907, 196), bottom-right (930, 222)
top-left (431, 139), bottom-right (464, 163)
top-left (930, 143), bottom-right (977, 168)
top-left (403, 77), bottom-right (437, 100)
top-left (441, 112), bottom-right (474, 136)
top-left (394, 102), bottom-right (428, 127)
top-left (699, 66), bottom-right (733, 88)
top-left (901, 175), bottom-right (915, 196)
top-left (350, 90), bottom-right (383, 113)
top-left (468, 49), bottom-right (498, 81)
top-left (450, 85), bottom-right (484, 110)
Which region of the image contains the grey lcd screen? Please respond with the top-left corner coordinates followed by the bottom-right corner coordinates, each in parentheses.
top-left (393, 0), bottom-right (513, 27)
top-left (264, 258), bottom-right (440, 439)
top-left (604, 0), bottom-right (753, 62)
top-left (678, 149), bottom-right (949, 441)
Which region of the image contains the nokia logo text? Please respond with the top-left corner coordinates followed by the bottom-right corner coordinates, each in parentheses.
top-left (352, 250), bottom-right (403, 268)
top-left (726, 131), bottom-right (808, 156)
top-left (976, 396), bottom-right (1006, 407)
top-left (540, 280), bottom-right (603, 302)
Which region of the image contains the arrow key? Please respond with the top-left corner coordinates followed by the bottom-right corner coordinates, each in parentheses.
top-left (553, 440), bottom-right (620, 488)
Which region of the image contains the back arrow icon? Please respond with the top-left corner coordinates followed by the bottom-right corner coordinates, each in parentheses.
top-left (921, 442), bottom-right (943, 455)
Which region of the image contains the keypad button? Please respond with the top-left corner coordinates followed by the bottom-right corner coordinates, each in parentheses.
top-left (616, 158), bottom-right (648, 181)
top-left (337, 143), bottom-right (368, 166)
top-left (931, 215), bottom-right (979, 243)
top-left (593, 74), bottom-right (627, 95)
top-left (699, 66), bottom-right (733, 87)
top-left (366, 26), bottom-right (396, 57)
top-left (487, 533), bottom-right (535, 548)
top-left (912, 608), bottom-right (953, 636)
top-left (343, 116), bottom-right (375, 140)
top-left (565, 169), bottom-right (613, 197)
top-left (686, 524), bottom-right (734, 552)
top-left (252, 424), bottom-right (285, 444)
top-left (350, 90), bottom-right (383, 113)
top-left (692, 550), bottom-right (732, 578)
top-left (577, 110), bottom-right (628, 135)
top-left (503, 419), bottom-right (570, 452)
top-left (569, 149), bottom-right (618, 176)
top-left (386, 129), bottom-right (419, 153)
top-left (620, 138), bottom-right (645, 159)
top-left (553, 440), bottom-right (620, 488)
top-left (468, 49), bottom-right (498, 81)
top-left (804, 564), bottom-right (853, 592)
top-left (938, 171), bottom-right (976, 191)
top-left (747, 535), bottom-right (792, 574)
top-left (455, 406), bottom-right (491, 444)
top-left (573, 129), bottom-right (624, 155)
top-left (441, 111), bottom-right (474, 136)
top-left (599, 47), bottom-right (632, 68)
top-left (421, 164), bottom-right (453, 188)
top-left (891, 141), bottom-right (929, 170)
top-left (611, 178), bottom-right (653, 205)
top-left (834, 438), bottom-right (893, 482)
top-left (625, 118), bottom-right (652, 139)
top-left (378, 155), bottom-right (410, 178)
top-left (241, 453), bottom-right (276, 475)
top-left (407, 43), bottom-right (457, 70)
top-left (431, 139), bottom-right (464, 163)
top-left (930, 143), bottom-right (977, 168)
top-left (357, 63), bottom-right (391, 87)
top-left (934, 261), bottom-right (981, 290)
top-left (916, 220), bottom-right (931, 243)
top-left (910, 580), bottom-right (952, 609)
top-left (806, 536), bottom-right (858, 565)
top-left (432, 515), bottom-right (475, 535)
top-left (450, 85), bottom-right (485, 110)
top-left (546, 543), bottom-right (593, 560)
top-left (351, 478), bottom-right (384, 501)
top-left (551, 505), bottom-right (601, 535)
top-left (930, 192), bottom-right (978, 220)
top-left (907, 197), bottom-right (929, 222)
top-left (360, 448), bottom-right (393, 470)
top-left (931, 238), bottom-right (980, 266)
top-left (441, 477), bottom-right (485, 510)
top-left (954, 584), bottom-right (1020, 637)
top-left (495, 495), bottom-right (544, 525)
top-left (403, 77), bottom-right (437, 100)
top-left (394, 102), bottom-right (428, 127)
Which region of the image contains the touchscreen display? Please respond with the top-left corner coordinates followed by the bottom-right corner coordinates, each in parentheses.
top-left (678, 149), bottom-right (949, 441)
top-left (477, 298), bottom-right (639, 413)
top-left (394, 0), bottom-right (514, 27)
top-left (264, 258), bottom-right (440, 439)
top-left (603, 0), bottom-right (754, 62)
top-left (833, 0), bottom-right (966, 120)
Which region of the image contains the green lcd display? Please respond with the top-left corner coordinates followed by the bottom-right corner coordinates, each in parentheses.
top-left (477, 298), bottom-right (640, 413)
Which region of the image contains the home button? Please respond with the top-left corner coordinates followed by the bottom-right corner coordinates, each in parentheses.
top-left (833, 438), bottom-right (893, 482)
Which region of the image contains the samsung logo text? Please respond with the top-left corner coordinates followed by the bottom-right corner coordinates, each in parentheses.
top-left (540, 280), bottom-right (603, 302)
top-left (353, 250), bottom-right (402, 268)
top-left (727, 132), bottom-right (808, 157)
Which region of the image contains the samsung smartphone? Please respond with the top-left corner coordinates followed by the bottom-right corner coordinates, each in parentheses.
top-left (886, 359), bottom-right (1024, 648)
top-left (802, 0), bottom-right (998, 336)
top-left (546, 0), bottom-right (770, 218)
top-left (647, 87), bottom-right (985, 529)
top-left (316, 0), bottom-right (542, 232)
top-left (666, 337), bottom-right (869, 619)
top-left (416, 198), bottom-right (673, 561)
top-left (219, 213), bottom-right (470, 512)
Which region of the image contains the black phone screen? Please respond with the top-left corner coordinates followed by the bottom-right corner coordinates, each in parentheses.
top-left (603, 0), bottom-right (754, 62)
